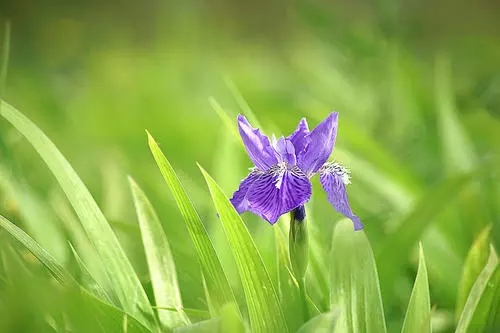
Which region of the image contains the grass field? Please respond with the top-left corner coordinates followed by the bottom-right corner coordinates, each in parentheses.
top-left (0, 2), bottom-right (500, 332)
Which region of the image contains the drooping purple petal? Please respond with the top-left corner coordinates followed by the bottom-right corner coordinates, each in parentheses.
top-left (287, 118), bottom-right (309, 155)
top-left (319, 164), bottom-right (363, 230)
top-left (237, 114), bottom-right (278, 170)
top-left (246, 164), bottom-right (312, 224)
top-left (297, 112), bottom-right (338, 175)
top-left (230, 170), bottom-right (263, 214)
top-left (274, 137), bottom-right (297, 165)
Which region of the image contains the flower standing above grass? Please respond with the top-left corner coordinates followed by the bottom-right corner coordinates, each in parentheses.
top-left (230, 112), bottom-right (363, 231)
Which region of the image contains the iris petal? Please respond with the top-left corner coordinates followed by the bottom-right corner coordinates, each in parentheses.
top-left (237, 114), bottom-right (278, 170)
top-left (319, 164), bottom-right (363, 230)
top-left (246, 164), bottom-right (312, 224)
top-left (274, 137), bottom-right (297, 165)
top-left (287, 118), bottom-right (309, 155)
top-left (297, 112), bottom-right (338, 175)
top-left (230, 170), bottom-right (263, 214)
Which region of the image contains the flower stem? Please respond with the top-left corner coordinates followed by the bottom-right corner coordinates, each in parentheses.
top-left (298, 277), bottom-right (310, 322)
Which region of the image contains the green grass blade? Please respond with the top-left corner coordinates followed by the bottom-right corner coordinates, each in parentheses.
top-left (146, 132), bottom-right (237, 315)
top-left (435, 54), bottom-right (477, 174)
top-left (0, 20), bottom-right (10, 100)
top-left (275, 225), bottom-right (304, 332)
top-left (456, 246), bottom-right (499, 332)
top-left (173, 318), bottom-right (221, 333)
top-left (376, 170), bottom-right (487, 297)
top-left (296, 311), bottom-right (339, 333)
top-left (209, 97), bottom-right (240, 141)
top-left (153, 307), bottom-right (210, 321)
top-left (0, 166), bottom-right (67, 263)
top-left (199, 165), bottom-right (288, 333)
top-left (0, 214), bottom-right (71, 285)
top-left (224, 77), bottom-right (262, 128)
top-left (68, 243), bottom-right (114, 304)
top-left (401, 244), bottom-right (431, 333)
top-left (0, 214), bottom-right (152, 333)
top-left (0, 101), bottom-right (155, 329)
top-left (456, 226), bottom-right (492, 320)
top-left (69, 289), bottom-right (152, 333)
top-left (128, 176), bottom-right (190, 329)
top-left (50, 189), bottom-right (113, 304)
top-left (330, 220), bottom-right (387, 333)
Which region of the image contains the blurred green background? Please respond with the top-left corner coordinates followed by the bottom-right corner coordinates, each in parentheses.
top-left (1, 0), bottom-right (500, 332)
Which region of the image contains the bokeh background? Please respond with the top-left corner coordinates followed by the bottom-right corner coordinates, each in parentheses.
top-left (1, 0), bottom-right (500, 332)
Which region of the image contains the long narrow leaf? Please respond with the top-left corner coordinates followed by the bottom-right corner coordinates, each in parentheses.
top-left (68, 243), bottom-right (113, 304)
top-left (0, 214), bottom-right (71, 285)
top-left (69, 289), bottom-right (152, 333)
top-left (377, 169), bottom-right (488, 298)
top-left (297, 311), bottom-right (339, 333)
top-left (330, 220), bottom-right (387, 333)
top-left (275, 224), bottom-right (305, 332)
top-left (0, 101), bottom-right (155, 328)
top-left (199, 165), bottom-right (288, 333)
top-left (401, 244), bottom-right (431, 333)
top-left (129, 176), bottom-right (190, 329)
top-left (456, 246), bottom-right (499, 333)
top-left (435, 54), bottom-right (477, 174)
top-left (456, 226), bottom-right (492, 319)
top-left (147, 132), bottom-right (237, 315)
top-left (0, 214), bottom-right (151, 333)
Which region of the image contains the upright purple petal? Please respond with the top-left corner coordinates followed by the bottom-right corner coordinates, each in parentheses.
top-left (319, 164), bottom-right (363, 230)
top-left (246, 164), bottom-right (312, 224)
top-left (274, 137), bottom-right (297, 165)
top-left (287, 118), bottom-right (309, 155)
top-left (230, 170), bottom-right (263, 214)
top-left (237, 114), bottom-right (278, 170)
top-left (297, 112), bottom-right (338, 175)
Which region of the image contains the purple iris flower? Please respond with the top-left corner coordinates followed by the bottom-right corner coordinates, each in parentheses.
top-left (230, 112), bottom-right (363, 231)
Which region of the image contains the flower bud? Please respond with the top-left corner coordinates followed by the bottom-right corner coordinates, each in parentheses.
top-left (289, 205), bottom-right (309, 280)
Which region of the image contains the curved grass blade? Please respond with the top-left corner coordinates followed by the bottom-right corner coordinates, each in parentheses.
top-left (199, 165), bottom-right (288, 333)
top-left (456, 246), bottom-right (499, 333)
top-left (0, 214), bottom-right (151, 333)
top-left (0, 20), bottom-right (10, 97)
top-left (0, 166), bottom-right (67, 263)
top-left (297, 311), bottom-right (339, 333)
top-left (435, 54), bottom-right (477, 174)
top-left (209, 97), bottom-right (240, 141)
top-left (70, 289), bottom-right (152, 333)
top-left (456, 226), bottom-right (492, 320)
top-left (401, 243), bottom-right (430, 333)
top-left (0, 214), bottom-right (71, 285)
top-left (275, 225), bottom-right (304, 332)
top-left (128, 176), bottom-right (190, 329)
top-left (173, 318), bottom-right (221, 333)
top-left (69, 243), bottom-right (113, 304)
top-left (147, 132), bottom-right (237, 315)
top-left (330, 220), bottom-right (387, 333)
top-left (0, 101), bottom-right (155, 329)
top-left (376, 169), bottom-right (489, 299)
top-left (153, 307), bottom-right (210, 321)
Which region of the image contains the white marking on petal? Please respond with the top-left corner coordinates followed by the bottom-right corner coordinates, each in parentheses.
top-left (270, 162), bottom-right (287, 189)
top-left (271, 134), bottom-right (278, 147)
top-left (320, 162), bottom-right (351, 185)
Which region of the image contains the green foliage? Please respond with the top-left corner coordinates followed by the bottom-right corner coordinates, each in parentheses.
top-left (0, 101), bottom-right (156, 329)
top-left (401, 244), bottom-right (430, 333)
top-left (330, 220), bottom-right (387, 333)
top-left (456, 246), bottom-right (500, 332)
top-left (199, 165), bottom-right (288, 333)
top-left (456, 226), bottom-right (492, 319)
top-left (147, 132), bottom-right (237, 316)
top-left (129, 177), bottom-right (190, 329)
top-left (2, 6), bottom-right (500, 332)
